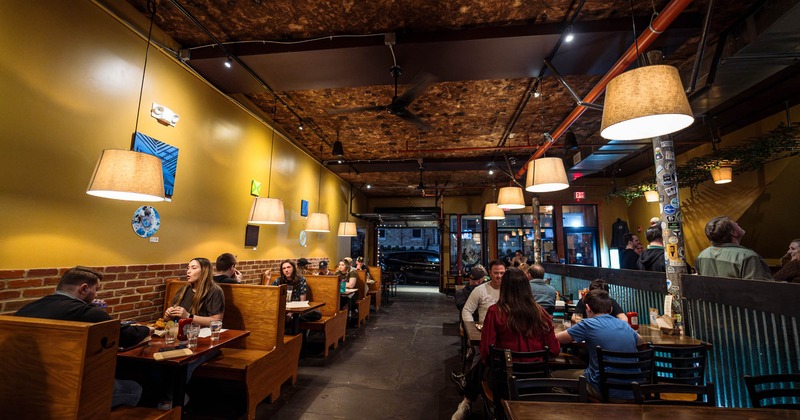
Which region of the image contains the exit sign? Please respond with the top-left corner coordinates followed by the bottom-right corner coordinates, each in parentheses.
top-left (574, 191), bottom-right (585, 200)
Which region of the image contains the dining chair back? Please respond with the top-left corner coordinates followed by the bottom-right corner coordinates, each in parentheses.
top-left (651, 344), bottom-right (707, 385)
top-left (743, 373), bottom-right (800, 409)
top-left (510, 375), bottom-right (589, 403)
top-left (632, 382), bottom-right (716, 406)
top-left (483, 346), bottom-right (550, 419)
top-left (596, 346), bottom-right (654, 402)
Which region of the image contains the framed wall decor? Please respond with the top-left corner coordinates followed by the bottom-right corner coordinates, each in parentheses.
top-left (132, 132), bottom-right (179, 201)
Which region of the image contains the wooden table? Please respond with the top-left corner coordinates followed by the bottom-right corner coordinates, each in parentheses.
top-left (503, 400), bottom-right (800, 420)
top-left (286, 301), bottom-right (325, 334)
top-left (637, 326), bottom-right (707, 347)
top-left (117, 329), bottom-right (249, 408)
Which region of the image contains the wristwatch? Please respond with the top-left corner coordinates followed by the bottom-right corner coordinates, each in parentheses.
top-left (188, 313), bottom-right (194, 320)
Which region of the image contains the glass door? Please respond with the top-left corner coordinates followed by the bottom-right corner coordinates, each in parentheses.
top-left (561, 204), bottom-right (599, 266)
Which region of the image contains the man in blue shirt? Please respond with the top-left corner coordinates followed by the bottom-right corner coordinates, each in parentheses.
top-left (553, 289), bottom-right (643, 401)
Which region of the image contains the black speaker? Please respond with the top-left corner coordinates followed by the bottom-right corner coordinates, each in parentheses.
top-left (245, 225), bottom-right (259, 247)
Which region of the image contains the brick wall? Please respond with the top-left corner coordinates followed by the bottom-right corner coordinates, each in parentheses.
top-left (0, 259), bottom-right (306, 320)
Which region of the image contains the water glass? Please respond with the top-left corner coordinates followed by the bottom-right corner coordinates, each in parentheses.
top-left (286, 286), bottom-right (293, 303)
top-left (165, 323), bottom-right (178, 345)
top-left (210, 320), bottom-right (223, 342)
top-left (185, 324), bottom-right (201, 348)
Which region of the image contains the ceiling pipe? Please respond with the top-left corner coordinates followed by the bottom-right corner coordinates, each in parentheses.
top-left (514, 0), bottom-right (694, 180)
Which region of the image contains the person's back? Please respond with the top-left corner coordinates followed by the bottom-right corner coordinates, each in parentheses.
top-left (696, 216), bottom-right (772, 280)
top-left (526, 264), bottom-right (557, 313)
top-left (637, 226), bottom-right (665, 272)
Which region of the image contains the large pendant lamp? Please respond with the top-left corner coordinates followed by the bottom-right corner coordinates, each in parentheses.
top-left (86, 2), bottom-right (165, 202)
top-left (483, 203), bottom-right (505, 220)
top-left (600, 65), bottom-right (693, 140)
top-left (644, 190), bottom-right (659, 202)
top-left (306, 166), bottom-right (330, 233)
top-left (496, 186), bottom-right (526, 210)
top-left (338, 185), bottom-right (357, 237)
top-left (525, 157), bottom-right (569, 193)
top-left (249, 107), bottom-right (285, 224)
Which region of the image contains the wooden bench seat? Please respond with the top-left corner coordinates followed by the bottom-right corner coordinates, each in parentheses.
top-left (164, 280), bottom-right (301, 420)
top-left (296, 275), bottom-right (348, 357)
top-left (367, 265), bottom-right (382, 312)
top-left (355, 270), bottom-right (371, 327)
top-left (0, 315), bottom-right (178, 420)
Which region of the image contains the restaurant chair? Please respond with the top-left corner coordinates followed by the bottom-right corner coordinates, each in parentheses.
top-left (631, 382), bottom-right (716, 406)
top-left (651, 344), bottom-right (707, 385)
top-left (510, 375), bottom-right (588, 403)
top-left (743, 373), bottom-right (800, 409)
top-left (483, 346), bottom-right (550, 420)
top-left (596, 346), bottom-right (654, 403)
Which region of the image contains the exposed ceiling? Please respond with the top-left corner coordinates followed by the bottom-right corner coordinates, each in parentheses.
top-left (117, 0), bottom-right (800, 197)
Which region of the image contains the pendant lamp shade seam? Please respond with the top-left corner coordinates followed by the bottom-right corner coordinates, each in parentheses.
top-left (496, 186), bottom-right (526, 209)
top-left (601, 65), bottom-right (693, 140)
top-left (86, 149), bottom-right (165, 202)
top-left (525, 157), bottom-right (569, 193)
top-left (337, 221), bottom-right (357, 236)
top-left (483, 203), bottom-right (506, 220)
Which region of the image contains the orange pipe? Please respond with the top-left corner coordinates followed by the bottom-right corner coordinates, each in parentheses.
top-left (514, 0), bottom-right (694, 179)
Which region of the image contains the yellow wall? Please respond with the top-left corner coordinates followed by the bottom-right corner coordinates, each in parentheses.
top-left (0, 0), bottom-right (361, 269)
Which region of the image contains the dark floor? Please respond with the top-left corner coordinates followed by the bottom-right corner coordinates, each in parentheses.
top-left (185, 285), bottom-right (482, 419)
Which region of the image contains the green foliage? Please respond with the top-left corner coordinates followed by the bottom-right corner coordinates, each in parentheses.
top-left (608, 123), bottom-right (800, 205)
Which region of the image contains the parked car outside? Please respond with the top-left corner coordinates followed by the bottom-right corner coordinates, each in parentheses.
top-left (380, 250), bottom-right (441, 284)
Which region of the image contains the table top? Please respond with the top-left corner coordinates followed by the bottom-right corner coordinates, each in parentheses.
top-left (463, 319), bottom-right (707, 348)
top-left (117, 329), bottom-right (249, 365)
top-left (503, 401), bottom-right (800, 420)
top-left (286, 301), bottom-right (325, 314)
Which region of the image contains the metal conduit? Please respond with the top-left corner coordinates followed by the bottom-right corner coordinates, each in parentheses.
top-left (514, 0), bottom-right (695, 180)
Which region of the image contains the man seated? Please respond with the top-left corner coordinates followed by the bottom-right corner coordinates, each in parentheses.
top-left (317, 260), bottom-right (332, 275)
top-left (455, 265), bottom-right (487, 318)
top-left (15, 266), bottom-right (151, 408)
top-left (527, 263), bottom-right (557, 314)
top-left (297, 258), bottom-right (312, 276)
top-left (213, 252), bottom-right (242, 283)
top-left (637, 226), bottom-right (665, 272)
top-left (572, 279), bottom-right (628, 323)
top-left (554, 289), bottom-right (644, 401)
top-left (696, 216), bottom-right (773, 280)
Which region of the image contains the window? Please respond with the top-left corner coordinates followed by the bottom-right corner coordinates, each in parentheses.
top-left (449, 215), bottom-right (483, 273)
top-left (412, 229), bottom-right (421, 238)
top-left (379, 229), bottom-right (386, 238)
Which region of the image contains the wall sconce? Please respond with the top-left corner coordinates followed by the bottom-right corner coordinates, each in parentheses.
top-left (497, 186), bottom-right (526, 210)
top-left (86, 149), bottom-right (165, 202)
top-left (601, 65), bottom-right (693, 140)
top-left (525, 157), bottom-right (569, 193)
top-left (150, 103), bottom-right (179, 127)
top-left (710, 167), bottom-right (733, 184)
top-left (644, 190), bottom-right (659, 202)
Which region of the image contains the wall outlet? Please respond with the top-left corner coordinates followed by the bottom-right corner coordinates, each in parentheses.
top-left (149, 237), bottom-right (159, 243)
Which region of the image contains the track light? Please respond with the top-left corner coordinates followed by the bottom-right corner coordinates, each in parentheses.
top-left (533, 90), bottom-right (541, 98)
top-left (224, 57), bottom-right (232, 68)
top-left (564, 26), bottom-right (574, 43)
top-left (298, 121), bottom-right (304, 130)
top-left (332, 139), bottom-right (344, 157)
top-left (564, 130), bottom-right (578, 150)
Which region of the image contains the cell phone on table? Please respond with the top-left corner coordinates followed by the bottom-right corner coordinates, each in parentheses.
top-left (159, 344), bottom-right (187, 352)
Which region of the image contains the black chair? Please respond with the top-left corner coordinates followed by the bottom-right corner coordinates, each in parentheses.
top-left (596, 346), bottom-right (654, 402)
top-left (651, 344), bottom-right (707, 385)
top-left (632, 382), bottom-right (716, 406)
top-left (483, 346), bottom-right (550, 419)
top-left (511, 375), bottom-right (589, 403)
top-left (743, 373), bottom-right (800, 409)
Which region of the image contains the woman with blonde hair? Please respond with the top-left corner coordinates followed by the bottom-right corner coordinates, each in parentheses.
top-left (165, 257), bottom-right (224, 327)
top-left (775, 238), bottom-right (800, 282)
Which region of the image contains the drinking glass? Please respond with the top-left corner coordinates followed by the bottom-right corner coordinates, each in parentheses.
top-left (286, 286), bottom-right (293, 303)
top-left (210, 320), bottom-right (223, 342)
top-left (185, 324), bottom-right (201, 348)
top-left (572, 314), bottom-right (584, 324)
top-left (165, 322), bottom-right (178, 345)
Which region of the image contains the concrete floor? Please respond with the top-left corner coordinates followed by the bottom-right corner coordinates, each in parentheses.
top-left (186, 285), bottom-right (478, 419)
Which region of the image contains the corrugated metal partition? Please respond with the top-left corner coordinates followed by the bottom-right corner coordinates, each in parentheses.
top-left (541, 264), bottom-right (800, 408)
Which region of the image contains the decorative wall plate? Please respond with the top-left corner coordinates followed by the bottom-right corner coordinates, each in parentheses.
top-left (299, 230), bottom-right (307, 247)
top-left (132, 205), bottom-right (161, 238)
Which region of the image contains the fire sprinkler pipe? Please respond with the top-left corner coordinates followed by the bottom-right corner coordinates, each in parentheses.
top-left (514, 0), bottom-right (694, 180)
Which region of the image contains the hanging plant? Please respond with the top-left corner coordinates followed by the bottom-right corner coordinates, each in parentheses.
top-left (608, 122), bottom-right (800, 204)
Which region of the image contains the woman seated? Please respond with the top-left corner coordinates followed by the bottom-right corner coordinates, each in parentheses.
top-left (775, 238), bottom-right (800, 282)
top-left (452, 268), bottom-right (560, 420)
top-left (337, 259), bottom-right (358, 318)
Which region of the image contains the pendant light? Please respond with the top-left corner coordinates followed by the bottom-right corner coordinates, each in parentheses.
top-left (306, 166), bottom-right (330, 232)
top-left (483, 185), bottom-right (505, 220)
top-left (600, 64), bottom-right (693, 140)
top-left (710, 167), bottom-right (732, 184)
top-left (525, 157), bottom-right (569, 193)
top-left (86, 0), bottom-right (165, 202)
top-left (338, 184), bottom-right (357, 236)
top-left (249, 102), bottom-right (285, 224)
top-left (496, 186), bottom-right (526, 210)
